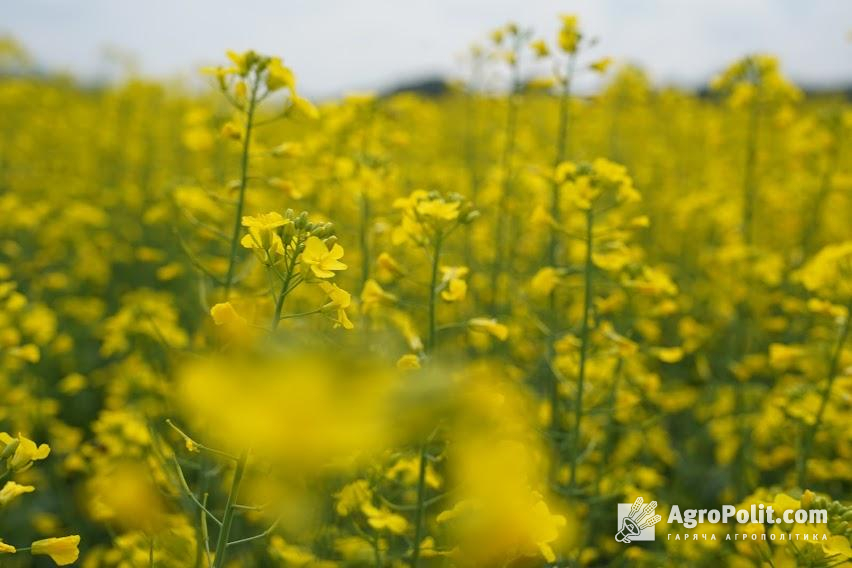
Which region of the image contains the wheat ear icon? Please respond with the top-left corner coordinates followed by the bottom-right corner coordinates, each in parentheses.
top-left (616, 497), bottom-right (661, 543)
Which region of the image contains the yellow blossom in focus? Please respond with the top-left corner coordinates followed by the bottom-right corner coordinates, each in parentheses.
top-left (0, 433), bottom-right (49, 472)
top-left (301, 236), bottom-right (347, 278)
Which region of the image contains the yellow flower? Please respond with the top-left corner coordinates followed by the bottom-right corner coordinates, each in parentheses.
top-left (58, 373), bottom-right (87, 395)
top-left (334, 480), bottom-right (372, 516)
top-left (242, 211), bottom-right (288, 231)
top-left (650, 346), bottom-right (684, 363)
top-left (220, 121), bottom-right (243, 140)
top-left (268, 536), bottom-right (315, 565)
top-left (290, 95), bottom-right (319, 119)
top-left (31, 535), bottom-right (80, 566)
top-left (361, 503), bottom-right (409, 535)
top-left (319, 282), bottom-right (351, 309)
top-left (267, 178), bottom-right (303, 199)
top-left (530, 267), bottom-right (560, 298)
top-left (768, 343), bottom-right (804, 370)
top-left (361, 279), bottom-right (397, 314)
top-left (440, 266), bottom-right (469, 302)
top-left (796, 241), bottom-right (852, 299)
top-left (0, 433), bottom-right (49, 473)
top-left (9, 344), bottom-right (39, 363)
top-left (319, 282), bottom-right (354, 330)
top-left (386, 457), bottom-right (442, 489)
top-left (558, 14), bottom-right (580, 53)
top-left (530, 39), bottom-right (550, 58)
top-left (226, 49), bottom-right (253, 76)
top-left (302, 237), bottom-right (347, 278)
top-left (265, 57), bottom-right (295, 92)
top-left (416, 199), bottom-right (459, 222)
top-left (210, 302), bottom-right (246, 327)
top-left (376, 252), bottom-right (405, 280)
top-left (468, 318), bottom-right (509, 341)
top-left (0, 539), bottom-right (15, 554)
top-left (0, 481), bottom-right (35, 506)
top-left (241, 212), bottom-right (288, 262)
top-left (807, 298), bottom-right (847, 318)
top-left (396, 354), bottom-right (421, 370)
top-left (589, 57), bottom-right (613, 73)
top-left (529, 499), bottom-right (568, 563)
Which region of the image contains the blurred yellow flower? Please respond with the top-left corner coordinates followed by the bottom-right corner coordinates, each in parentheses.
top-left (0, 481), bottom-right (35, 506)
top-left (31, 535), bottom-right (80, 566)
top-left (210, 302), bottom-right (246, 327)
top-left (468, 318), bottom-right (509, 341)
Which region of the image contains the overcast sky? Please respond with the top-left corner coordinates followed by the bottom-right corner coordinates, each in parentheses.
top-left (4, 0), bottom-right (851, 97)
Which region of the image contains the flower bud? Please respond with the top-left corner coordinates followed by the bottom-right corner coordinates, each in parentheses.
top-left (282, 222), bottom-right (295, 241)
top-left (0, 437), bottom-right (19, 460)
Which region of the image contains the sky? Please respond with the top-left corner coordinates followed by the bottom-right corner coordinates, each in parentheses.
top-left (4, 0), bottom-right (851, 97)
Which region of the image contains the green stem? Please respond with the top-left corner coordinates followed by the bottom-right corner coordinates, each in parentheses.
top-left (548, 55), bottom-right (575, 268)
top-left (597, 357), bottom-right (624, 494)
top-left (410, 444), bottom-right (428, 568)
top-left (732, 89), bottom-right (761, 498)
top-left (798, 305), bottom-right (851, 487)
top-left (569, 208), bottom-right (594, 487)
top-left (272, 245), bottom-right (301, 330)
top-left (224, 75), bottom-right (260, 298)
top-left (742, 94), bottom-right (760, 247)
top-left (463, 83), bottom-right (480, 269)
top-left (801, 120), bottom-right (842, 257)
top-left (212, 450), bottom-right (248, 568)
top-left (427, 233), bottom-right (444, 354)
top-left (360, 192), bottom-right (371, 291)
top-left (489, 48), bottom-right (521, 312)
top-left (547, 57), bottom-right (576, 450)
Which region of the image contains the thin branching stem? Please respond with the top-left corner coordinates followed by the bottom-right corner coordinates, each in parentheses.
top-left (224, 72), bottom-right (261, 297)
